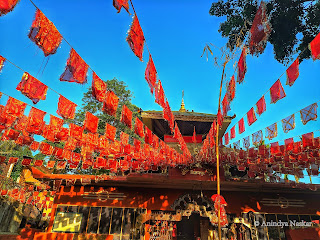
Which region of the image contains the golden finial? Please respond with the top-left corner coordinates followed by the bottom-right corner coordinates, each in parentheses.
top-left (179, 90), bottom-right (186, 112)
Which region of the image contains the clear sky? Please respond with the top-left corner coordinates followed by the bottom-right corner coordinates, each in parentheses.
top-left (0, 0), bottom-right (319, 182)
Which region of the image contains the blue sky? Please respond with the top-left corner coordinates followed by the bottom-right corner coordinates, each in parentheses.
top-left (0, 0), bottom-right (319, 182)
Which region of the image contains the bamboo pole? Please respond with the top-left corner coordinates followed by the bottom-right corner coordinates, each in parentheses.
top-left (215, 60), bottom-right (227, 240)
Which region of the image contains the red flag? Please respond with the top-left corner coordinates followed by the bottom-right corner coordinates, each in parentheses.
top-left (113, 0), bottom-right (129, 13)
top-left (247, 107), bottom-right (257, 126)
top-left (224, 132), bottom-right (229, 145)
top-left (26, 107), bottom-right (46, 135)
top-left (217, 109), bottom-right (223, 128)
top-left (134, 117), bottom-right (144, 138)
top-left (28, 9), bottom-right (62, 56)
top-left (102, 90), bottom-right (119, 117)
top-left (127, 15), bottom-right (145, 61)
top-left (92, 72), bottom-right (107, 102)
top-left (154, 80), bottom-right (166, 108)
top-left (120, 131), bottom-right (129, 145)
top-left (105, 123), bottom-right (116, 141)
top-left (222, 94), bottom-right (230, 117)
top-left (0, 55), bottom-right (5, 72)
top-left (0, 0), bottom-right (20, 16)
top-left (69, 123), bottom-right (83, 140)
top-left (84, 111), bottom-right (99, 133)
top-left (249, 1), bottom-right (271, 54)
top-left (270, 80), bottom-right (286, 104)
top-left (145, 126), bottom-right (153, 145)
top-left (309, 32), bottom-right (320, 60)
top-left (286, 58), bottom-right (299, 86)
top-left (227, 75), bottom-right (236, 101)
top-left (57, 95), bottom-right (77, 119)
top-left (120, 104), bottom-right (133, 129)
top-left (237, 48), bottom-right (247, 83)
top-left (4, 97), bottom-right (27, 117)
top-left (230, 126), bottom-right (236, 139)
top-left (256, 96), bottom-right (266, 116)
top-left (192, 126), bottom-right (196, 143)
top-left (49, 115), bottom-right (64, 132)
top-left (39, 142), bottom-right (54, 155)
top-left (17, 72), bottom-right (48, 104)
top-left (145, 54), bottom-right (157, 93)
top-left (60, 48), bottom-right (88, 84)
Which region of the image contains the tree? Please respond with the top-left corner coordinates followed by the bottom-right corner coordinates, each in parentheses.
top-left (209, 0), bottom-right (320, 64)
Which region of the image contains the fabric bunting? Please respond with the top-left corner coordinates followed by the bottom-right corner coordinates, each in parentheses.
top-left (84, 111), bottom-right (99, 133)
top-left (265, 123), bottom-right (277, 140)
top-left (302, 132), bottom-right (314, 148)
top-left (57, 95), bottom-right (77, 119)
top-left (224, 132), bottom-right (229, 145)
top-left (28, 9), bottom-right (62, 56)
top-left (256, 96), bottom-right (266, 116)
top-left (16, 72), bottom-right (48, 104)
top-left (21, 158), bottom-right (32, 166)
top-left (49, 115), bottom-right (63, 132)
top-left (39, 142), bottom-right (54, 155)
top-left (243, 136), bottom-right (250, 149)
top-left (230, 126), bottom-right (236, 139)
top-left (113, 0), bottom-right (129, 13)
top-left (4, 97), bottom-right (27, 118)
top-left (102, 90), bottom-right (119, 117)
top-left (0, 56), bottom-right (5, 72)
top-left (300, 103), bottom-right (317, 125)
top-left (105, 123), bottom-right (116, 141)
top-left (0, 0), bottom-right (20, 16)
top-left (282, 114), bottom-right (295, 133)
top-left (120, 131), bottom-right (129, 145)
top-left (60, 48), bottom-right (88, 84)
top-left (127, 15), bottom-right (145, 61)
top-left (29, 141), bottom-right (39, 151)
top-left (247, 107), bottom-right (257, 126)
top-left (309, 32), bottom-right (320, 60)
top-left (227, 75), bottom-right (236, 101)
top-left (120, 105), bottom-right (133, 129)
top-left (270, 79), bottom-right (286, 104)
top-left (252, 130), bottom-right (263, 145)
top-left (92, 72), bottom-right (107, 102)
top-left (134, 117), bottom-right (144, 138)
top-left (154, 80), bottom-right (166, 108)
top-left (26, 107), bottom-right (46, 135)
top-left (237, 48), bottom-right (247, 83)
top-left (222, 94), bottom-right (230, 117)
top-left (284, 138), bottom-right (294, 152)
top-left (249, 1), bottom-right (271, 54)
top-left (286, 58), bottom-right (299, 86)
top-left (233, 140), bottom-right (240, 149)
top-left (163, 100), bottom-right (174, 132)
top-left (69, 123), bottom-right (83, 140)
top-left (145, 126), bottom-right (153, 145)
top-left (238, 118), bottom-right (245, 134)
top-left (145, 54), bottom-right (157, 93)
top-left (217, 109), bottom-right (223, 128)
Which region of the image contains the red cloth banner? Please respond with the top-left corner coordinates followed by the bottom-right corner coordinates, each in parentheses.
top-left (224, 132), bottom-right (229, 145)
top-left (55, 127), bottom-right (69, 142)
top-left (39, 142), bottom-right (54, 155)
top-left (154, 80), bottom-right (166, 108)
top-left (282, 114), bottom-right (295, 133)
top-left (247, 107), bottom-right (257, 126)
top-left (222, 94), bottom-right (230, 117)
top-left (300, 103), bottom-right (317, 125)
top-left (84, 111), bottom-right (99, 133)
top-left (60, 48), bottom-right (88, 84)
top-left (134, 117), bottom-right (144, 138)
top-left (29, 141), bottom-right (39, 151)
top-left (0, 0), bottom-right (20, 16)
top-left (217, 109), bottom-right (223, 128)
top-left (127, 15), bottom-right (145, 61)
top-left (284, 138), bottom-right (294, 152)
top-left (230, 126), bottom-right (236, 139)
top-left (237, 48), bottom-right (247, 83)
top-left (145, 126), bottom-right (153, 145)
top-left (8, 157), bottom-right (18, 164)
top-left (286, 58), bottom-right (299, 86)
top-left (256, 96), bottom-right (266, 116)
top-left (120, 131), bottom-right (129, 145)
top-left (17, 72), bottom-right (48, 104)
top-left (238, 118), bottom-right (245, 134)
top-left (302, 132), bottom-right (314, 148)
top-left (113, 0), bottom-right (129, 13)
top-left (105, 123), bottom-right (116, 141)
top-left (0, 55), bottom-right (5, 72)
top-left (28, 9), bottom-right (62, 56)
top-left (15, 115), bottom-right (28, 132)
top-left (163, 100), bottom-right (175, 132)
top-left (270, 79), bottom-right (286, 103)
top-left (145, 54), bottom-right (157, 93)
top-left (69, 123), bottom-right (83, 140)
top-left (227, 75), bottom-right (236, 101)
top-left (270, 142), bottom-right (280, 155)
top-left (4, 97), bottom-right (27, 117)
top-left (309, 32), bottom-right (320, 60)
top-left (49, 115), bottom-right (63, 132)
top-left (102, 90), bottom-right (119, 117)
top-left (33, 160), bottom-right (43, 167)
top-left (21, 158), bottom-right (32, 166)
top-left (57, 95), bottom-right (77, 119)
top-left (120, 104), bottom-right (133, 129)
top-left (92, 72), bottom-right (107, 102)
top-left (249, 1), bottom-right (271, 54)
top-left (26, 107), bottom-right (46, 135)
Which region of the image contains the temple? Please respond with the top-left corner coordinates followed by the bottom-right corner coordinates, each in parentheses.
top-left (1, 100), bottom-right (319, 240)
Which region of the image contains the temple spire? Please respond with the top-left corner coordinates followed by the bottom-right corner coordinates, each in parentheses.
top-left (179, 90), bottom-right (186, 112)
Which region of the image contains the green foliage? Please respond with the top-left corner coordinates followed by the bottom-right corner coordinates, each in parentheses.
top-left (209, 0), bottom-right (320, 63)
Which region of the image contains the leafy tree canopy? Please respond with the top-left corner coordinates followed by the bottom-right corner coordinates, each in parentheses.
top-left (209, 0), bottom-right (320, 63)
